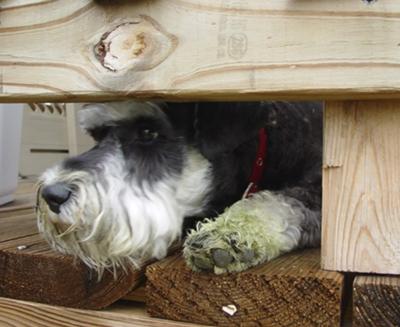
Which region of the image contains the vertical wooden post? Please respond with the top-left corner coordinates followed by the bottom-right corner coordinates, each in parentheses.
top-left (322, 101), bottom-right (400, 274)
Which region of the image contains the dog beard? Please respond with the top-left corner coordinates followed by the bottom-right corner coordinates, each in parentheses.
top-left (37, 149), bottom-right (185, 276)
top-left (37, 147), bottom-right (212, 276)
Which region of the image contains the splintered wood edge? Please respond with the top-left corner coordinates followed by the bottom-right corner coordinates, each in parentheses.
top-left (353, 275), bottom-right (400, 326)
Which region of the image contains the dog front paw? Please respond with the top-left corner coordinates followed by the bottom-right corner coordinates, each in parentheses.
top-left (183, 226), bottom-right (259, 274)
top-left (183, 191), bottom-right (305, 274)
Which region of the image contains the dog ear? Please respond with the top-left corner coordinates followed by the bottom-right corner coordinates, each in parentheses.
top-left (195, 102), bottom-right (268, 160)
top-left (77, 103), bottom-right (116, 141)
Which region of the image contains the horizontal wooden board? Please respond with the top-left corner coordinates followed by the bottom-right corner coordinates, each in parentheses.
top-left (2, 1), bottom-right (400, 101)
top-left (0, 212), bottom-right (146, 309)
top-left (0, 180), bottom-right (146, 309)
top-left (146, 249), bottom-right (345, 326)
top-left (0, 297), bottom-right (205, 327)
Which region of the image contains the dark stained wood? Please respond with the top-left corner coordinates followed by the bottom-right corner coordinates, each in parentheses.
top-left (0, 212), bottom-right (145, 309)
top-left (123, 285), bottom-right (146, 303)
top-left (353, 275), bottom-right (400, 327)
top-left (146, 249), bottom-right (345, 326)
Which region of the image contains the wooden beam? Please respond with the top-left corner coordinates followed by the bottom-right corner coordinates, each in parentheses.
top-left (322, 100), bottom-right (400, 274)
top-left (146, 249), bottom-right (344, 326)
top-left (3, 1), bottom-right (400, 101)
top-left (353, 276), bottom-right (400, 326)
top-left (0, 212), bottom-right (144, 309)
top-left (0, 297), bottom-right (204, 327)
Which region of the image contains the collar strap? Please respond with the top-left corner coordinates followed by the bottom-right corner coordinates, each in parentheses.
top-left (242, 127), bottom-right (268, 198)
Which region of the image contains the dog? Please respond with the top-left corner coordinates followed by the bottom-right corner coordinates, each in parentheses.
top-left (37, 101), bottom-right (322, 275)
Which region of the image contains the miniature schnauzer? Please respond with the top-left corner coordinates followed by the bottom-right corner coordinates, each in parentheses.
top-left (37, 101), bottom-right (322, 275)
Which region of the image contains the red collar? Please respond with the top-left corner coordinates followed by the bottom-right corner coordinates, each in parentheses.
top-left (243, 128), bottom-right (268, 198)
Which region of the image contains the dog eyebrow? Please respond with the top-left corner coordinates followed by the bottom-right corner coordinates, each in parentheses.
top-left (79, 101), bottom-right (165, 131)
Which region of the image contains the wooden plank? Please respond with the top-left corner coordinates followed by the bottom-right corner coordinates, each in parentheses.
top-left (353, 275), bottom-right (400, 326)
top-left (0, 212), bottom-right (145, 309)
top-left (0, 181), bottom-right (35, 218)
top-left (3, 1), bottom-right (400, 101)
top-left (322, 101), bottom-right (400, 274)
top-left (146, 249), bottom-right (344, 326)
top-left (0, 297), bottom-right (206, 327)
top-left (123, 285), bottom-right (146, 303)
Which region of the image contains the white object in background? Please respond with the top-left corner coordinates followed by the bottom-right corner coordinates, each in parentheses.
top-left (0, 104), bottom-right (23, 205)
top-left (19, 103), bottom-right (94, 176)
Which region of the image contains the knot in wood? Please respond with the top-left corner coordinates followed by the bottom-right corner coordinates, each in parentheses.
top-left (93, 16), bottom-right (177, 73)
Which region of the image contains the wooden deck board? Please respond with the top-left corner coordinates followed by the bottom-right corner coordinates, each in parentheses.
top-left (0, 297), bottom-right (208, 327)
top-left (146, 250), bottom-right (345, 326)
top-left (0, 180), bottom-right (145, 310)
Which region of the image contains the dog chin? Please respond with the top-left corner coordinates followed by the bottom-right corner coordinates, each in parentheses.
top-left (37, 158), bottom-right (184, 276)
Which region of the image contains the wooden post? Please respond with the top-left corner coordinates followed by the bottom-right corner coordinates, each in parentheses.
top-left (146, 249), bottom-right (344, 326)
top-left (353, 276), bottom-right (400, 326)
top-left (322, 101), bottom-right (400, 274)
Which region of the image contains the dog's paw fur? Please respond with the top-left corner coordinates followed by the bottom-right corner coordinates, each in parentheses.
top-left (183, 191), bottom-right (303, 274)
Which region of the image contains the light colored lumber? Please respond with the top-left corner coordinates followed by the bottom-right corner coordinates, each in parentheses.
top-left (146, 249), bottom-right (344, 326)
top-left (0, 297), bottom-right (206, 327)
top-left (353, 275), bottom-right (400, 326)
top-left (3, 1), bottom-right (400, 101)
top-left (322, 101), bottom-right (400, 274)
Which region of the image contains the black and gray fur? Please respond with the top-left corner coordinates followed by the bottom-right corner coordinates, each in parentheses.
top-left (37, 101), bottom-right (322, 274)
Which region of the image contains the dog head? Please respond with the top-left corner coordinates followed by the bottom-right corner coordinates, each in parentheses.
top-left (37, 101), bottom-right (212, 274)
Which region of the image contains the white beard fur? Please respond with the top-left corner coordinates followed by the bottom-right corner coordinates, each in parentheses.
top-left (37, 147), bottom-right (212, 276)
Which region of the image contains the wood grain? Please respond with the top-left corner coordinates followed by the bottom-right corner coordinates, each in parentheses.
top-left (146, 249), bottom-right (344, 326)
top-left (123, 285), bottom-right (146, 303)
top-left (322, 101), bottom-right (400, 274)
top-left (0, 209), bottom-right (144, 309)
top-left (353, 275), bottom-right (400, 326)
top-left (0, 297), bottom-right (206, 327)
top-left (3, 1), bottom-right (400, 101)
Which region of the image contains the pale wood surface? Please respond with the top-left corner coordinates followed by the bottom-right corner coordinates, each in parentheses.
top-left (146, 249), bottom-right (344, 326)
top-left (3, 1), bottom-right (400, 101)
top-left (322, 101), bottom-right (400, 274)
top-left (0, 297), bottom-right (207, 327)
top-left (353, 275), bottom-right (400, 326)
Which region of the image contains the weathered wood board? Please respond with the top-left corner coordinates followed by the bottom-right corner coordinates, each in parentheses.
top-left (0, 205), bottom-right (144, 309)
top-left (353, 275), bottom-right (400, 326)
top-left (0, 296), bottom-right (206, 327)
top-left (3, 1), bottom-right (400, 101)
top-left (146, 249), bottom-right (344, 326)
top-left (322, 101), bottom-right (400, 274)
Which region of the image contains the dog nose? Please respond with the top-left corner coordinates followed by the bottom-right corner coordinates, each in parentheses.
top-left (41, 183), bottom-right (71, 214)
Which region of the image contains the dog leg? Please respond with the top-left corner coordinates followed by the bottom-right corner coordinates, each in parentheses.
top-left (183, 189), bottom-right (320, 274)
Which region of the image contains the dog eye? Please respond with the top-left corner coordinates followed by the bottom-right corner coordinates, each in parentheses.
top-left (137, 128), bottom-right (159, 142)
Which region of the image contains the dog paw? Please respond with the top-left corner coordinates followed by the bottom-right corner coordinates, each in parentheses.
top-left (183, 226), bottom-right (259, 274)
top-left (183, 191), bottom-right (304, 274)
